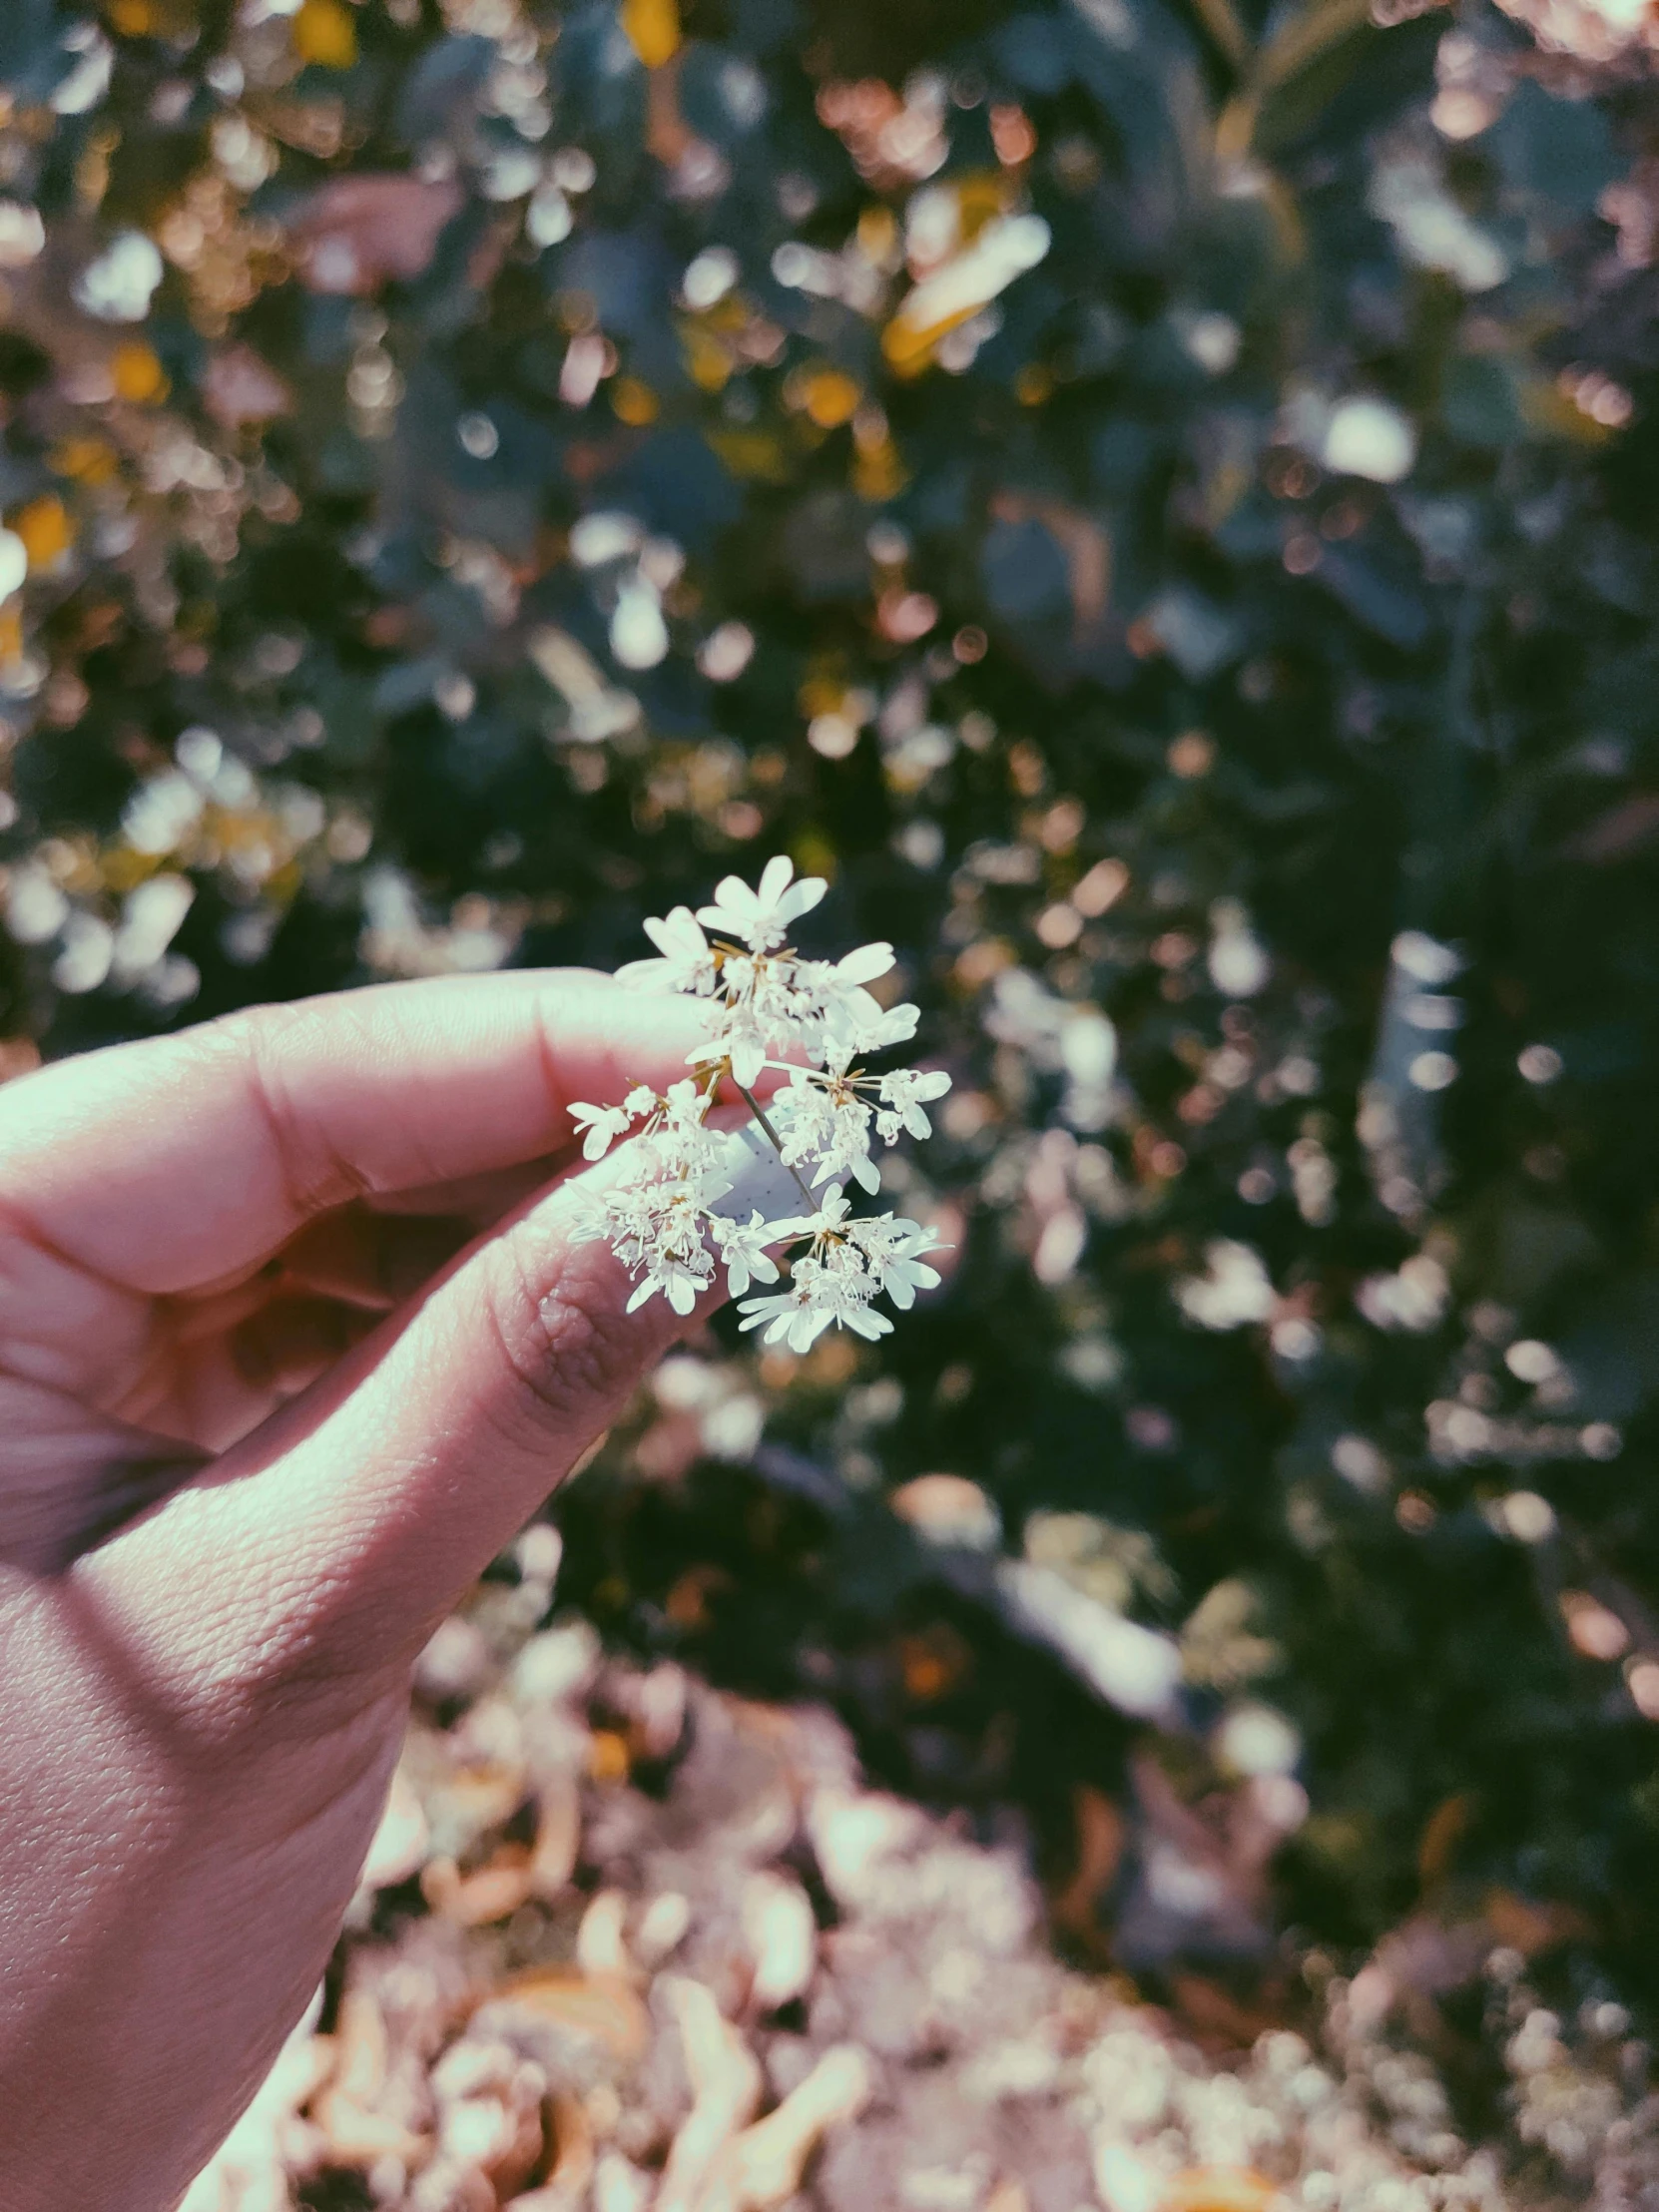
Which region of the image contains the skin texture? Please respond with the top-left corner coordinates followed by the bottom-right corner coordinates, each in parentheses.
top-left (0, 971), bottom-right (728, 2212)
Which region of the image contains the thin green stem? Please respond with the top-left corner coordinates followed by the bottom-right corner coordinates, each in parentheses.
top-left (736, 1081), bottom-right (819, 1210)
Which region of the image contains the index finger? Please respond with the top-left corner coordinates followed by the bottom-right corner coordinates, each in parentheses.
top-left (0, 971), bottom-right (710, 1295)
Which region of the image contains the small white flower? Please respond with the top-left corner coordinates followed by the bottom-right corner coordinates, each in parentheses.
top-left (721, 1017), bottom-right (772, 1090)
top-left (708, 1209), bottom-right (783, 1297)
top-left (626, 1250), bottom-right (714, 1317)
top-left (770, 1184), bottom-right (854, 1241)
top-left (848, 1215), bottom-right (946, 1310)
top-left (876, 1066), bottom-right (951, 1141)
top-left (737, 1258), bottom-right (894, 1352)
top-left (570, 1099), bottom-right (635, 1160)
top-left (798, 947), bottom-right (900, 1044)
top-left (771, 1075), bottom-right (879, 1193)
top-left (698, 852), bottom-right (827, 952)
top-left (847, 995), bottom-right (916, 1049)
top-left (737, 1283), bottom-right (837, 1353)
top-left (572, 857), bottom-right (945, 1333)
top-left (618, 904), bottom-right (718, 995)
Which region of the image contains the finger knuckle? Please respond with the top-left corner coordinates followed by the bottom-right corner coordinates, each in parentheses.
top-left (485, 1227), bottom-right (645, 1431)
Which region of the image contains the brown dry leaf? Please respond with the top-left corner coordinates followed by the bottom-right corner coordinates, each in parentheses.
top-left (729, 2042), bottom-right (873, 2208)
top-left (1161, 2167), bottom-right (1282, 2212)
top-left (330, 1987), bottom-right (390, 2106)
top-left (1051, 1784), bottom-right (1126, 1947)
top-left (1416, 1794), bottom-right (1474, 1892)
top-left (1168, 1976), bottom-right (1285, 2051)
top-left (313, 2091), bottom-right (429, 2167)
top-left (530, 1771), bottom-right (582, 1900)
top-left (311, 1986), bottom-right (433, 2166)
top-left (545, 2089), bottom-right (597, 2199)
top-left (577, 1889), bottom-right (636, 1981)
top-left (440, 1757), bottom-right (531, 1838)
top-left (423, 1846), bottom-right (537, 1928)
top-left (657, 1977), bottom-right (764, 2212)
top-left (1482, 1889), bottom-right (1593, 1955)
top-left (491, 1969), bottom-right (652, 2065)
top-left (434, 2111), bottom-right (538, 2196)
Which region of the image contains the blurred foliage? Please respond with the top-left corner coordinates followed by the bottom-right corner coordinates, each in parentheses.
top-left (5, 0), bottom-right (1659, 2027)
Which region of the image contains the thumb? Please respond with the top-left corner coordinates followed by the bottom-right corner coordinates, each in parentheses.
top-left (83, 1122), bottom-right (800, 1717)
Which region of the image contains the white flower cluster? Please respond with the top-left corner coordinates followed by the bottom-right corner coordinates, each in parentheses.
top-left (568, 856), bottom-right (950, 1349)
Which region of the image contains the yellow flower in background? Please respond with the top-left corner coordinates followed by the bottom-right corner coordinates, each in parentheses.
top-left (611, 377), bottom-right (660, 425)
top-left (791, 366), bottom-right (861, 430)
top-left (103, 0), bottom-right (199, 33)
top-left (51, 437), bottom-right (120, 485)
top-left (112, 341), bottom-right (169, 405)
top-left (622, 0), bottom-right (681, 69)
top-left (883, 212), bottom-right (1051, 375)
top-left (11, 497), bottom-right (75, 574)
top-left (292, 0), bottom-right (358, 69)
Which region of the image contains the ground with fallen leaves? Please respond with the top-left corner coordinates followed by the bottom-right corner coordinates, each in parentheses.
top-left (178, 1528), bottom-right (1655, 2212)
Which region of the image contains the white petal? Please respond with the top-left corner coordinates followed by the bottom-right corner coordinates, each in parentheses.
top-left (618, 956), bottom-right (674, 988)
top-left (777, 875), bottom-right (828, 923)
top-left (643, 908), bottom-right (691, 954)
top-left (836, 940), bottom-right (894, 984)
top-left (757, 854), bottom-right (795, 906)
top-left (702, 874), bottom-right (756, 920)
top-left (845, 1308), bottom-right (893, 1341)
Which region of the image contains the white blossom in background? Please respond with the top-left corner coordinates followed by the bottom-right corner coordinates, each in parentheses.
top-left (1207, 899), bottom-right (1270, 998)
top-left (0, 528), bottom-right (27, 603)
top-left (1356, 1251), bottom-right (1450, 1332)
top-left (0, 202), bottom-right (46, 269)
top-left (51, 26), bottom-right (114, 116)
top-left (1321, 395), bottom-right (1418, 483)
top-left (1176, 1240), bottom-right (1277, 1330)
top-left (568, 856), bottom-right (950, 1338)
top-left (75, 230), bottom-right (165, 321)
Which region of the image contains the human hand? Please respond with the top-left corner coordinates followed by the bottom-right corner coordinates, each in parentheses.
top-left (0, 973), bottom-right (744, 2210)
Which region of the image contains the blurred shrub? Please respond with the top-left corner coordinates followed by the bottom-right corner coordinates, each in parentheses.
top-left (4, 0), bottom-right (1659, 2006)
